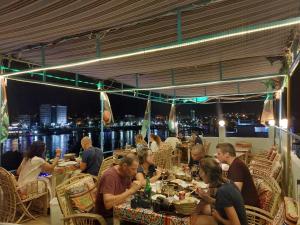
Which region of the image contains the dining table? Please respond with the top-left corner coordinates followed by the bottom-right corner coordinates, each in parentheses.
top-left (113, 166), bottom-right (208, 225)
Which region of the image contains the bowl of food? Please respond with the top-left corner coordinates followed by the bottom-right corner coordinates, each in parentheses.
top-left (64, 153), bottom-right (76, 161)
top-left (172, 197), bottom-right (198, 215)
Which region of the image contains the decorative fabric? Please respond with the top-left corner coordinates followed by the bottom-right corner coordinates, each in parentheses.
top-left (141, 99), bottom-right (151, 139)
top-left (114, 202), bottom-right (190, 225)
top-left (269, 151), bottom-right (277, 161)
top-left (255, 179), bottom-right (273, 212)
top-left (284, 197), bottom-right (298, 223)
top-left (66, 176), bottom-right (97, 213)
top-left (271, 161), bottom-right (282, 180)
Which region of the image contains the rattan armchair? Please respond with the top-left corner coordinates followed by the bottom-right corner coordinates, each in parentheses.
top-left (0, 167), bottom-right (48, 224)
top-left (56, 174), bottom-right (106, 225)
top-left (63, 213), bottom-right (106, 225)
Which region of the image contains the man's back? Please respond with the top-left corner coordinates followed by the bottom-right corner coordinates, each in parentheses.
top-left (81, 147), bottom-right (103, 176)
top-left (2, 151), bottom-right (23, 171)
top-left (228, 158), bottom-right (259, 207)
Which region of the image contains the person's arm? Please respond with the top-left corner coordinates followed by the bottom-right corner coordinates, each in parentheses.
top-left (212, 207), bottom-right (241, 225)
top-left (80, 162), bottom-right (87, 171)
top-left (41, 157), bottom-right (59, 173)
top-left (150, 169), bottom-right (161, 183)
top-left (234, 182), bottom-right (243, 191)
top-left (103, 180), bottom-right (141, 209)
top-left (136, 172), bottom-right (146, 186)
top-left (196, 187), bottom-right (216, 204)
top-left (80, 150), bottom-right (89, 172)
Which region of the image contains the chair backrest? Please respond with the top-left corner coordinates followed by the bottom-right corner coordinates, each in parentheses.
top-left (153, 143), bottom-right (173, 170)
top-left (246, 205), bottom-right (273, 225)
top-left (0, 167), bottom-right (17, 223)
top-left (56, 173), bottom-right (92, 217)
top-left (98, 156), bottom-right (116, 180)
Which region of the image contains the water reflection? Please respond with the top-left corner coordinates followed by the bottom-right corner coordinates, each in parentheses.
top-left (2, 129), bottom-right (169, 156)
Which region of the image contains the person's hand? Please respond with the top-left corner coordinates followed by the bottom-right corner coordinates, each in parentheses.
top-left (55, 148), bottom-right (61, 158)
top-left (195, 187), bottom-right (211, 203)
top-left (156, 167), bottom-right (162, 178)
top-left (130, 180), bottom-right (142, 194)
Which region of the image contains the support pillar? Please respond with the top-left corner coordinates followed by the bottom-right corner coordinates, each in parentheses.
top-left (41, 46), bottom-right (46, 82)
top-left (100, 92), bottom-right (104, 151)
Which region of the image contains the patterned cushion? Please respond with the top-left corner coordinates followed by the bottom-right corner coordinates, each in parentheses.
top-left (271, 161), bottom-right (282, 180)
top-left (284, 197), bottom-right (298, 223)
top-left (255, 179), bottom-right (273, 212)
top-left (66, 176), bottom-right (97, 213)
top-left (268, 151), bottom-right (277, 161)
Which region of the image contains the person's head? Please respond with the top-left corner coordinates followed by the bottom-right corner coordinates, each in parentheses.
top-left (81, 136), bottom-right (93, 150)
top-left (216, 143), bottom-right (236, 163)
top-left (135, 134), bottom-right (144, 144)
top-left (12, 139), bottom-right (19, 152)
top-left (119, 153), bottom-right (139, 177)
top-left (150, 134), bottom-right (161, 145)
top-left (199, 158), bottom-right (225, 186)
top-left (178, 132), bottom-right (183, 138)
top-left (191, 144), bottom-right (205, 161)
top-left (26, 141), bottom-right (46, 159)
top-left (138, 148), bottom-right (154, 165)
top-left (191, 131), bottom-right (198, 138)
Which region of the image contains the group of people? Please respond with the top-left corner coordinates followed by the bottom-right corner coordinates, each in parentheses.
top-left (10, 131), bottom-right (258, 225)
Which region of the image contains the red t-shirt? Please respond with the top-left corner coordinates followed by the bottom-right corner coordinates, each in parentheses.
top-left (95, 166), bottom-right (131, 218)
top-left (228, 158), bottom-right (259, 207)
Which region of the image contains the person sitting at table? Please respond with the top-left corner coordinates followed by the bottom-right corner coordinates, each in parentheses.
top-left (95, 153), bottom-right (142, 225)
top-left (216, 142), bottom-right (259, 207)
top-left (192, 158), bottom-right (248, 225)
top-left (17, 141), bottom-right (60, 197)
top-left (190, 130), bottom-right (203, 146)
top-left (136, 148), bottom-right (162, 185)
top-left (1, 139), bottom-right (23, 172)
top-left (165, 132), bottom-right (181, 150)
top-left (187, 144), bottom-right (209, 178)
top-left (79, 136), bottom-right (103, 176)
top-left (135, 134), bottom-right (148, 152)
top-left (177, 132), bottom-right (187, 142)
top-left (150, 134), bottom-right (161, 152)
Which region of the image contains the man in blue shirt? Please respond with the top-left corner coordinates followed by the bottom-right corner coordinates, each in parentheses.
top-left (80, 136), bottom-right (103, 176)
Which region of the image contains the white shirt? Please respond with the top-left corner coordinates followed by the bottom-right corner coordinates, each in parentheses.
top-left (18, 156), bottom-right (46, 187)
top-left (165, 137), bottom-right (181, 150)
top-left (150, 141), bottom-right (159, 152)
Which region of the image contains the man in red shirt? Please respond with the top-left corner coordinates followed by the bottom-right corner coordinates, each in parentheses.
top-left (95, 153), bottom-right (142, 224)
top-left (216, 143), bottom-right (259, 207)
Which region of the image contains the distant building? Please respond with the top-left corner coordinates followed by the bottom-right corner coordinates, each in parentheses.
top-left (191, 110), bottom-right (196, 120)
top-left (56, 105), bottom-right (67, 125)
top-left (40, 104), bottom-right (52, 126)
top-left (40, 104), bottom-right (67, 126)
top-left (18, 114), bottom-right (31, 128)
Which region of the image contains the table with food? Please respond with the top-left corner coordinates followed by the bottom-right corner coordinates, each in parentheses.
top-left (113, 166), bottom-right (208, 225)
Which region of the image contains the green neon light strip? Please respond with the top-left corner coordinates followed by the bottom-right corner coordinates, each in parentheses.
top-left (1, 16), bottom-right (300, 77)
top-left (0, 66), bottom-right (97, 86)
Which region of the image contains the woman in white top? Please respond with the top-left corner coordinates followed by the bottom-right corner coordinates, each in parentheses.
top-left (150, 134), bottom-right (161, 152)
top-left (17, 141), bottom-right (60, 196)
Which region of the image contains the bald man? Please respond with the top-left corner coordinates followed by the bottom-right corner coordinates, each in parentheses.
top-left (80, 136), bottom-right (103, 176)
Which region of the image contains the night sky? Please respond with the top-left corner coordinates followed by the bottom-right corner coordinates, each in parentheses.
top-left (6, 79), bottom-right (266, 121)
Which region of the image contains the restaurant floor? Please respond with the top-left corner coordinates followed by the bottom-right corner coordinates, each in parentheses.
top-left (23, 216), bottom-right (50, 225)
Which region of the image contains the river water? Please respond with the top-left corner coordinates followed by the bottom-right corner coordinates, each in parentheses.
top-left (2, 129), bottom-right (170, 157)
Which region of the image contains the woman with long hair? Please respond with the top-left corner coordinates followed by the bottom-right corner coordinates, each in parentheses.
top-left (17, 141), bottom-right (61, 188)
top-left (150, 134), bottom-right (161, 152)
top-left (136, 148), bottom-right (161, 185)
top-left (135, 134), bottom-right (147, 152)
top-left (192, 158), bottom-right (248, 225)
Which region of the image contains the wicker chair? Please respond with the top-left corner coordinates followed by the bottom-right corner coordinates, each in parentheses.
top-left (56, 174), bottom-right (106, 225)
top-left (0, 167), bottom-right (48, 223)
top-left (153, 142), bottom-right (173, 170)
top-left (63, 213), bottom-right (106, 225)
top-left (97, 156), bottom-right (117, 180)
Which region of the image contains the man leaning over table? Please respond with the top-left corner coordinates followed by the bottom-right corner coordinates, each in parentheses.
top-left (79, 136), bottom-right (103, 176)
top-left (95, 153), bottom-right (142, 225)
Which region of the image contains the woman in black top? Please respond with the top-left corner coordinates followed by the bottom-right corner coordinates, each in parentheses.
top-left (192, 158), bottom-right (248, 225)
top-left (135, 148), bottom-right (162, 186)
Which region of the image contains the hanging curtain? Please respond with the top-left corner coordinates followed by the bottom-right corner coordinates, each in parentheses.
top-left (168, 103), bottom-right (177, 134)
top-left (141, 99), bottom-right (151, 139)
top-left (101, 92), bottom-right (114, 126)
top-left (0, 77), bottom-right (9, 143)
top-left (261, 80), bottom-right (274, 125)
